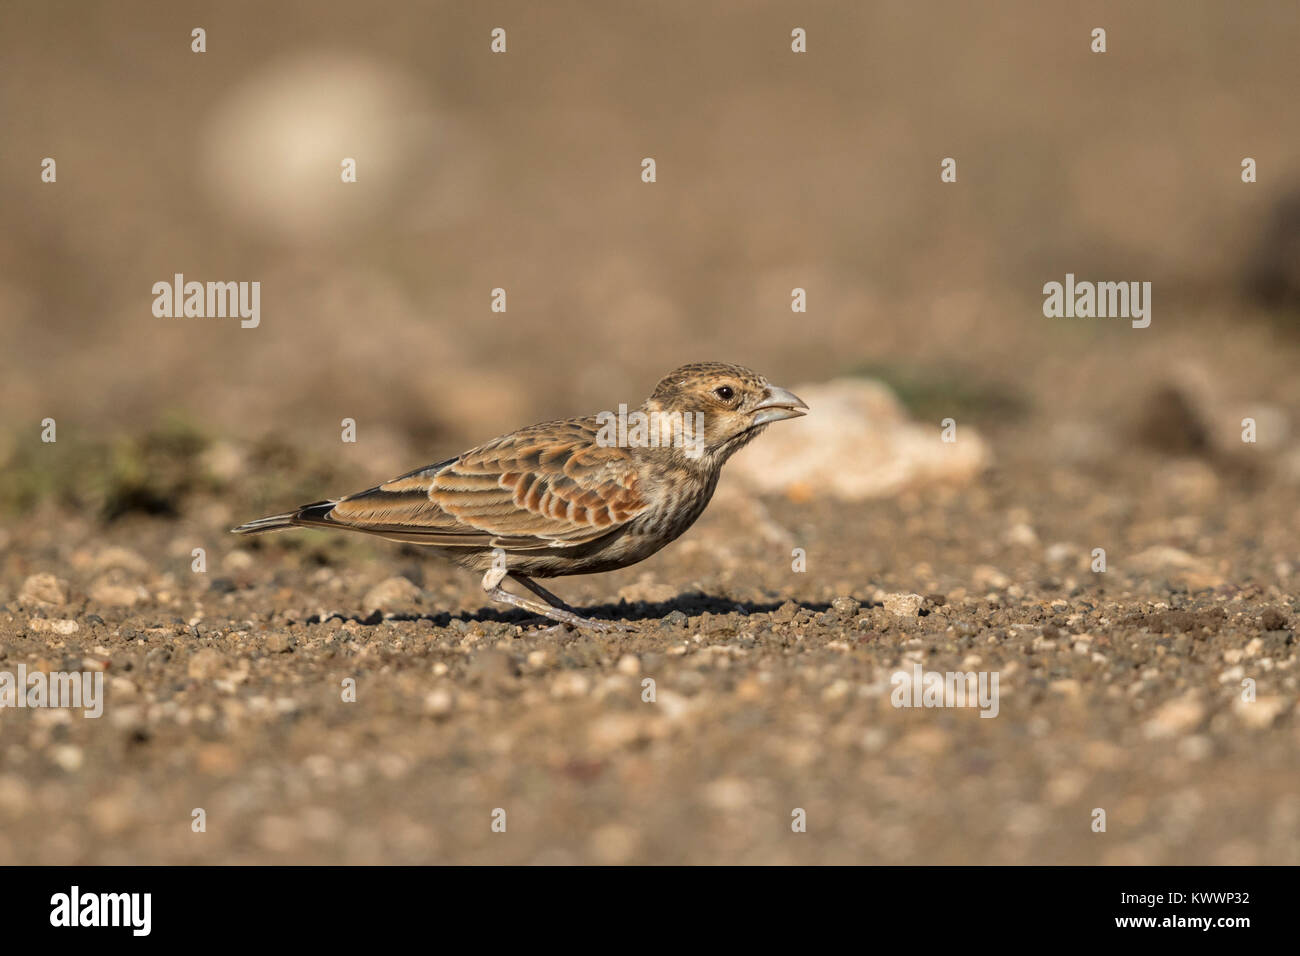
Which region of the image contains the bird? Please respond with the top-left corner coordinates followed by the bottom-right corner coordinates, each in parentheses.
top-left (232, 362), bottom-right (807, 631)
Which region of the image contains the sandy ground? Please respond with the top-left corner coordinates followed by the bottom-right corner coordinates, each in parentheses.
top-left (2, 416), bottom-right (1298, 865)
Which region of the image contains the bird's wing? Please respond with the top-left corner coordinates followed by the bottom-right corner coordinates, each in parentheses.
top-left (314, 419), bottom-right (648, 550)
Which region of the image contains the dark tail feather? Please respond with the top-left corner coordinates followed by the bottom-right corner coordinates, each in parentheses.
top-left (230, 500), bottom-right (337, 535)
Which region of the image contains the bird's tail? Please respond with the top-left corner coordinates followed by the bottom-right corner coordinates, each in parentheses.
top-left (230, 500), bottom-right (336, 535)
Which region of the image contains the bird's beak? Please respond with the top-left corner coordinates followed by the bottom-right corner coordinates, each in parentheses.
top-left (751, 385), bottom-right (809, 425)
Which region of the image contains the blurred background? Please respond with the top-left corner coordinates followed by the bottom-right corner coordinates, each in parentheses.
top-left (1, 0), bottom-right (1299, 865)
top-left (2, 0), bottom-right (1299, 487)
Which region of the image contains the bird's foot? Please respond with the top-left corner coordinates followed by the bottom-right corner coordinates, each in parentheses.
top-left (484, 583), bottom-right (624, 633)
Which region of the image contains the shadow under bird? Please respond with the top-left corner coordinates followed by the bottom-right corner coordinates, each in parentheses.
top-left (232, 362), bottom-right (808, 630)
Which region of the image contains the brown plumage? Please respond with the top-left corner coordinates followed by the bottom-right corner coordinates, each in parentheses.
top-left (232, 363), bottom-right (807, 630)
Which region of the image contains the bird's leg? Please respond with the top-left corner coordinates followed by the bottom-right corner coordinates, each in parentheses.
top-left (509, 574), bottom-right (576, 612)
top-left (480, 568), bottom-right (620, 632)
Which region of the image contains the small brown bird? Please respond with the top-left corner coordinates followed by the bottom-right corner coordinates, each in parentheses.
top-left (233, 362), bottom-right (807, 630)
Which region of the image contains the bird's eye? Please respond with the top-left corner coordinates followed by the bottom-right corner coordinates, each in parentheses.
top-left (714, 385), bottom-right (735, 401)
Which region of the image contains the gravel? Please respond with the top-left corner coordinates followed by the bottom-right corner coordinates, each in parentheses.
top-left (0, 440), bottom-right (1297, 864)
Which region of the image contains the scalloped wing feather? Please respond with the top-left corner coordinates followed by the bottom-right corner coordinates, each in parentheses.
top-left (320, 419), bottom-right (647, 550)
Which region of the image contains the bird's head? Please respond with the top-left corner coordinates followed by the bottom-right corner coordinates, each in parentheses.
top-left (640, 362), bottom-right (808, 467)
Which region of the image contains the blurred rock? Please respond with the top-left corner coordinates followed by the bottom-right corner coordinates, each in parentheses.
top-left (362, 576), bottom-right (422, 613)
top-left (1128, 546), bottom-right (1224, 590)
top-left (972, 566), bottom-right (1011, 590)
top-left (730, 378), bottom-right (990, 501)
top-left (1044, 543), bottom-right (1079, 566)
top-left (1004, 523), bottom-right (1039, 548)
top-left (199, 441), bottom-right (246, 484)
top-left (1134, 364), bottom-right (1289, 460)
top-left (1233, 696), bottom-right (1288, 730)
top-left (188, 649), bottom-right (225, 679)
top-left (423, 688), bottom-right (455, 717)
top-left (91, 546), bottom-right (150, 576)
top-left (265, 633), bottom-right (295, 654)
top-left (1161, 459), bottom-right (1220, 504)
top-left (28, 618), bottom-right (78, 636)
top-left (89, 580), bottom-right (145, 607)
top-left (52, 745), bottom-right (84, 772)
top-left (18, 573), bottom-right (68, 607)
top-left (551, 672), bottom-right (591, 699)
top-left (200, 53), bottom-right (457, 243)
top-left (702, 777), bottom-right (753, 812)
top-left (222, 551), bottom-right (255, 573)
top-left (1143, 693), bottom-right (1205, 739)
top-left (615, 578), bottom-right (680, 604)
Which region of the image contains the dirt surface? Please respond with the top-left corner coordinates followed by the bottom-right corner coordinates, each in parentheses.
top-left (2, 426), bottom-right (1298, 865)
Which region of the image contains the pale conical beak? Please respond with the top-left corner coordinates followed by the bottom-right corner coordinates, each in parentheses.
top-left (751, 385), bottom-right (809, 425)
